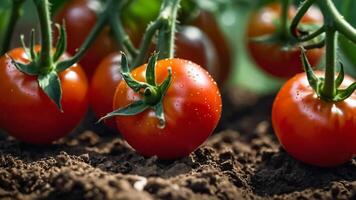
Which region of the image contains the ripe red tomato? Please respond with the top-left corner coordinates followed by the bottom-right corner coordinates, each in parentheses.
top-left (54, 0), bottom-right (118, 79)
top-left (175, 26), bottom-right (221, 84)
top-left (0, 47), bottom-right (89, 144)
top-left (247, 3), bottom-right (324, 78)
top-left (90, 53), bottom-right (122, 130)
top-left (113, 58), bottom-right (222, 159)
top-left (90, 26), bottom-right (222, 130)
top-left (272, 72), bottom-right (356, 166)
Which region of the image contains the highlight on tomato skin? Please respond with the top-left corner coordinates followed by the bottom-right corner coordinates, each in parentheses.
top-left (246, 3), bottom-right (324, 79)
top-left (90, 52), bottom-right (123, 130)
top-left (54, 0), bottom-right (118, 79)
top-left (112, 58), bottom-right (222, 159)
top-left (0, 47), bottom-right (89, 144)
top-left (272, 71), bottom-right (356, 167)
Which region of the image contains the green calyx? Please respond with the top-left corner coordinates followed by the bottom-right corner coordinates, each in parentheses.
top-left (99, 52), bottom-right (172, 128)
top-left (301, 48), bottom-right (356, 102)
top-left (9, 0), bottom-right (119, 111)
top-left (11, 24), bottom-right (68, 111)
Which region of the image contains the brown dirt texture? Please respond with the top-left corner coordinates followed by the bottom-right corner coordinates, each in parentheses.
top-left (1, 89), bottom-right (356, 200)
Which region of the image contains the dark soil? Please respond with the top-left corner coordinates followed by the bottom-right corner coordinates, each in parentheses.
top-left (1, 88), bottom-right (356, 200)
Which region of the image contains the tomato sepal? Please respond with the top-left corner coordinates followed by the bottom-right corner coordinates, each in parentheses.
top-left (98, 100), bottom-right (149, 122)
top-left (8, 55), bottom-right (38, 75)
top-left (38, 70), bottom-right (63, 111)
top-left (301, 47), bottom-right (356, 102)
top-left (53, 23), bottom-right (67, 63)
top-left (98, 53), bottom-right (173, 128)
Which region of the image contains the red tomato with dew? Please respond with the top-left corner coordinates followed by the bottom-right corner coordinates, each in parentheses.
top-left (272, 71), bottom-right (356, 166)
top-left (113, 58), bottom-right (222, 159)
top-left (0, 47), bottom-right (89, 144)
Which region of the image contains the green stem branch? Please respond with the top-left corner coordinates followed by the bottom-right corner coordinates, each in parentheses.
top-left (280, 0), bottom-right (291, 40)
top-left (0, 0), bottom-right (25, 55)
top-left (132, 19), bottom-right (163, 67)
top-left (290, 0), bottom-right (316, 37)
top-left (34, 0), bottom-right (53, 71)
top-left (322, 28), bottom-right (337, 99)
top-left (56, 0), bottom-right (119, 71)
top-left (109, 11), bottom-right (138, 59)
top-left (156, 0), bottom-right (181, 60)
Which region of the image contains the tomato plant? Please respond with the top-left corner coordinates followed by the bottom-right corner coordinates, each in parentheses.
top-left (272, 71), bottom-right (356, 166)
top-left (108, 56), bottom-right (222, 159)
top-left (54, 0), bottom-right (118, 78)
top-left (247, 2), bottom-right (324, 78)
top-left (0, 47), bottom-right (88, 144)
top-left (90, 53), bottom-right (122, 130)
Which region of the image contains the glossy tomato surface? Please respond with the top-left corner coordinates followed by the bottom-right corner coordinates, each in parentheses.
top-left (175, 26), bottom-right (221, 84)
top-left (0, 47), bottom-right (89, 144)
top-left (54, 0), bottom-right (118, 78)
top-left (90, 52), bottom-right (122, 130)
top-left (272, 72), bottom-right (356, 166)
top-left (247, 3), bottom-right (324, 78)
top-left (113, 59), bottom-right (222, 159)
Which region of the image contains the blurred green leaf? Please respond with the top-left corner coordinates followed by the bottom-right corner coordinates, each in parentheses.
top-left (50, 0), bottom-right (69, 14)
top-left (338, 0), bottom-right (356, 76)
top-left (0, 0), bottom-right (11, 48)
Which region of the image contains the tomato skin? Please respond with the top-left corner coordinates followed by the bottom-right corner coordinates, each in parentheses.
top-left (272, 72), bottom-right (356, 167)
top-left (113, 59), bottom-right (222, 159)
top-left (247, 3), bottom-right (324, 78)
top-left (175, 26), bottom-right (221, 84)
top-left (90, 53), bottom-right (122, 130)
top-left (54, 0), bottom-right (118, 79)
top-left (0, 47), bottom-right (89, 144)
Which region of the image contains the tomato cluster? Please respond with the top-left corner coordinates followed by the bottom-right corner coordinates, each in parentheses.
top-left (0, 0), bottom-right (225, 160)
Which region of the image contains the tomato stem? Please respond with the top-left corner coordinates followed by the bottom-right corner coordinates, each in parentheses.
top-left (33, 0), bottom-right (53, 72)
top-left (156, 0), bottom-right (181, 59)
top-left (322, 28), bottom-right (337, 99)
top-left (290, 0), bottom-right (316, 38)
top-left (0, 0), bottom-right (25, 55)
top-left (109, 5), bottom-right (138, 60)
top-left (280, 0), bottom-right (291, 40)
top-left (293, 0), bottom-right (356, 102)
top-left (132, 19), bottom-right (163, 68)
top-left (55, 0), bottom-right (119, 71)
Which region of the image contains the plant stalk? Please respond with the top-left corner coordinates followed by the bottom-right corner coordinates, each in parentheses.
top-left (156, 0), bottom-right (181, 59)
top-left (57, 0), bottom-right (119, 70)
top-left (34, 0), bottom-right (53, 71)
top-left (322, 28), bottom-right (337, 99)
top-left (280, 0), bottom-right (291, 40)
